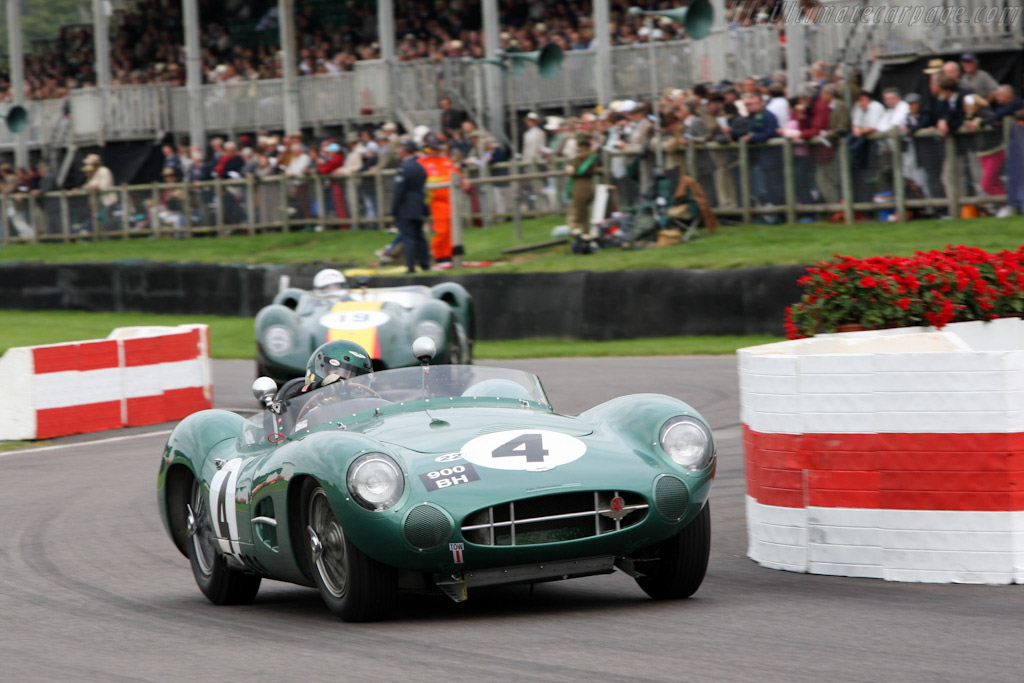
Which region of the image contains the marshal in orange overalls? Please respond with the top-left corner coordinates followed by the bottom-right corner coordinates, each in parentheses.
top-left (418, 154), bottom-right (457, 261)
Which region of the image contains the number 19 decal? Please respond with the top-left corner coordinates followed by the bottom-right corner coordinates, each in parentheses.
top-left (460, 430), bottom-right (586, 472)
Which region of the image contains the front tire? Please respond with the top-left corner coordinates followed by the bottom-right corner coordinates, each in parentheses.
top-left (186, 478), bottom-right (261, 605)
top-left (300, 478), bottom-right (398, 622)
top-left (634, 502), bottom-right (711, 600)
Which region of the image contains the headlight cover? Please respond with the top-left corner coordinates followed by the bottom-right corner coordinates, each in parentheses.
top-left (659, 416), bottom-right (714, 470)
top-left (347, 453), bottom-right (404, 511)
top-left (262, 325), bottom-right (294, 355)
top-left (414, 320), bottom-right (445, 346)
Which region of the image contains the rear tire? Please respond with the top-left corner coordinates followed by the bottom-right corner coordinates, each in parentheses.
top-left (299, 478), bottom-right (398, 622)
top-left (186, 478), bottom-right (261, 605)
top-left (634, 502), bottom-right (711, 600)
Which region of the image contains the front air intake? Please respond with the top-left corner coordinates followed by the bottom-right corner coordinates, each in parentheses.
top-left (403, 504), bottom-right (452, 550)
top-left (654, 475), bottom-right (690, 521)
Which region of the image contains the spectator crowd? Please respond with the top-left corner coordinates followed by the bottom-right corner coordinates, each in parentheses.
top-left (1, 0), bottom-right (795, 102)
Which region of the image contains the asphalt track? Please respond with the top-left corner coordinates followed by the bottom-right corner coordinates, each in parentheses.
top-left (2, 357), bottom-right (1022, 681)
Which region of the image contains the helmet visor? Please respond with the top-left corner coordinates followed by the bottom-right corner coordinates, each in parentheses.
top-left (322, 356), bottom-right (370, 381)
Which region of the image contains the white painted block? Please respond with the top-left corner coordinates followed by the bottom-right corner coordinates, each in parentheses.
top-left (740, 354), bottom-right (798, 376)
top-left (883, 548), bottom-right (1013, 574)
top-left (872, 391), bottom-right (1007, 414)
top-left (801, 411), bottom-right (877, 434)
top-left (807, 524), bottom-right (884, 548)
top-left (808, 562), bottom-right (884, 579)
top-left (752, 522), bottom-right (808, 546)
top-left (740, 372), bottom-right (800, 395)
top-left (884, 567), bottom-right (1016, 584)
top-left (798, 354), bottom-right (875, 375)
top-left (34, 367), bottom-right (123, 410)
top-left (886, 529), bottom-right (1015, 553)
top-left (808, 507), bottom-right (884, 528)
top-left (798, 373), bottom-right (873, 394)
top-left (0, 347), bottom-right (36, 440)
top-left (748, 497), bottom-right (807, 527)
top-left (808, 542), bottom-right (883, 566)
top-left (743, 411), bottom-right (804, 435)
top-left (873, 370), bottom-right (1007, 393)
top-left (749, 540), bottom-right (808, 571)
top-left (884, 509), bottom-right (1013, 533)
top-left (872, 410), bottom-right (1001, 433)
top-left (798, 392), bottom-right (875, 414)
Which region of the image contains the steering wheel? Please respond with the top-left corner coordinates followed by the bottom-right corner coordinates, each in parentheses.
top-left (294, 382), bottom-right (383, 422)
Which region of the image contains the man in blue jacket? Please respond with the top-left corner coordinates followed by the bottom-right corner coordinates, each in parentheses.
top-left (741, 93), bottom-right (782, 210)
top-left (390, 139), bottom-right (430, 273)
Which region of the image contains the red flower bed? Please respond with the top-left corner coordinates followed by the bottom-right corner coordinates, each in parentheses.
top-left (785, 246), bottom-right (1024, 339)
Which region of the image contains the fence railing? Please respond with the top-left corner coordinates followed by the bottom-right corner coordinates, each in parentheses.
top-left (0, 124), bottom-right (1016, 249)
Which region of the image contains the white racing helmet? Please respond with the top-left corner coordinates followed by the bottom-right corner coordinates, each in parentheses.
top-left (312, 268), bottom-right (348, 296)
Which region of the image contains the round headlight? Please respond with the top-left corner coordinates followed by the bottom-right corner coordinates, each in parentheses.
top-left (347, 453), bottom-right (404, 511)
top-left (263, 325), bottom-right (293, 355)
top-left (659, 417), bottom-right (714, 470)
top-left (413, 320), bottom-right (445, 346)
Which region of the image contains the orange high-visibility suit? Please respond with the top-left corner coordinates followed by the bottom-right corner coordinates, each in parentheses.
top-left (418, 154), bottom-right (456, 261)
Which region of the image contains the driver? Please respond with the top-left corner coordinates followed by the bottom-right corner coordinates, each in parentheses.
top-left (312, 268), bottom-right (349, 298)
top-left (274, 339), bottom-right (373, 404)
top-left (301, 339), bottom-right (373, 393)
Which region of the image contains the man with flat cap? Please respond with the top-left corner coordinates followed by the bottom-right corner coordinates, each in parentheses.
top-left (390, 139), bottom-right (430, 273)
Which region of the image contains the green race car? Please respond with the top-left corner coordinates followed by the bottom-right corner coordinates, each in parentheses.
top-left (256, 274), bottom-right (474, 384)
top-left (157, 343), bottom-right (715, 622)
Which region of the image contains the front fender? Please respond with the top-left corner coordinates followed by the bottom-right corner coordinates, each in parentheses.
top-left (431, 282), bottom-right (475, 340)
top-left (157, 410), bottom-right (247, 556)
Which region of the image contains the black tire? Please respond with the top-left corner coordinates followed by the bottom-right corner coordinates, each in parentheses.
top-left (634, 502), bottom-right (711, 600)
top-left (186, 478), bottom-right (262, 605)
top-left (299, 478), bottom-right (398, 622)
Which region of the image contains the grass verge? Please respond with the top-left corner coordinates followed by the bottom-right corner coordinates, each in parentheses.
top-left (0, 310), bottom-right (778, 360)
top-left (2, 215), bottom-right (1023, 274)
top-left (0, 441), bottom-right (46, 453)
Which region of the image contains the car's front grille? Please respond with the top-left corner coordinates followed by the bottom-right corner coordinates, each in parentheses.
top-left (461, 490), bottom-right (648, 546)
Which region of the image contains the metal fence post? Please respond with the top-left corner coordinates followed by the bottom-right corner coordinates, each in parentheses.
top-left (374, 170), bottom-right (386, 231)
top-left (945, 133), bottom-right (960, 219)
top-left (891, 132), bottom-right (906, 223)
top-left (280, 178), bottom-right (291, 232)
top-left (312, 175), bottom-right (326, 231)
top-left (0, 194), bottom-right (7, 249)
top-left (782, 138), bottom-right (796, 224)
top-left (60, 191), bottom-right (70, 242)
top-left (738, 140), bottom-right (752, 225)
top-left (214, 178), bottom-right (225, 232)
top-left (451, 174), bottom-right (463, 267)
top-left (150, 186), bottom-right (161, 234)
top-left (349, 176), bottom-right (361, 230)
top-left (245, 177), bottom-right (256, 234)
top-left (838, 137), bottom-right (855, 225)
top-left (120, 187), bottom-right (131, 237)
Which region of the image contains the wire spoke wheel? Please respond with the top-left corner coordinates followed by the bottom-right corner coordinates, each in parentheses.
top-left (190, 479), bottom-right (217, 577)
top-left (309, 488), bottom-right (349, 598)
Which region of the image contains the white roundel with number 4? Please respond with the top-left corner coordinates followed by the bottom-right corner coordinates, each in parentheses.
top-left (460, 430), bottom-right (586, 472)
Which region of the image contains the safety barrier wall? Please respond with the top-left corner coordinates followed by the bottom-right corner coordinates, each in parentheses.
top-left (739, 319), bottom-right (1024, 584)
top-left (0, 324), bottom-right (212, 441)
top-left (0, 261), bottom-right (804, 338)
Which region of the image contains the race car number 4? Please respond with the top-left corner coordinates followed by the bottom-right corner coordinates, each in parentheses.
top-left (460, 430), bottom-right (586, 472)
top-left (318, 310), bottom-right (390, 330)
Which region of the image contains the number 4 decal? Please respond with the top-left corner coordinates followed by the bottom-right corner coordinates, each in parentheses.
top-left (461, 429), bottom-right (586, 472)
top-left (492, 433), bottom-right (549, 463)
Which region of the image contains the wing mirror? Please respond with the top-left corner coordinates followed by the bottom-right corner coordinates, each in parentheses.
top-left (413, 336), bottom-right (437, 364)
top-left (252, 376), bottom-right (278, 406)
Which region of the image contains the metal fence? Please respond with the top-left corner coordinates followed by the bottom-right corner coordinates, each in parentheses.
top-left (1, 125), bottom-right (1016, 249)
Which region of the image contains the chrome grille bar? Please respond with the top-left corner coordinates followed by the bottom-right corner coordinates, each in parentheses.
top-left (461, 504), bottom-right (649, 531)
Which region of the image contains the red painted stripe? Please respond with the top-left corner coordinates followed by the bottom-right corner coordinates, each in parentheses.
top-left (122, 330), bottom-right (200, 367)
top-left (33, 340), bottom-right (119, 374)
top-left (744, 425), bottom-right (1024, 512)
top-left (36, 401), bottom-right (122, 439)
top-left (124, 387), bottom-right (211, 427)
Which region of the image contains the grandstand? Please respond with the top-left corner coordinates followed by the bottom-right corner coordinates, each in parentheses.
top-left (0, 0), bottom-right (1021, 178)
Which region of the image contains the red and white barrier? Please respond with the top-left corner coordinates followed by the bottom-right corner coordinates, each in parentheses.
top-left (739, 319), bottom-right (1024, 584)
top-left (0, 325), bottom-right (212, 441)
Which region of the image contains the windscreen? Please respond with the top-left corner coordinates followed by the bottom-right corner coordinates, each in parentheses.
top-left (241, 365), bottom-right (548, 444)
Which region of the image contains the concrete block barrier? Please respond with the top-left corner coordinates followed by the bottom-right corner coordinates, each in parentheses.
top-left (739, 320), bottom-right (1024, 584)
top-left (0, 325), bottom-right (212, 441)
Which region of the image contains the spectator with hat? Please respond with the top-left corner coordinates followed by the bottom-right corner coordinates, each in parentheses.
top-left (521, 111), bottom-right (548, 210)
top-left (79, 153), bottom-right (118, 233)
top-left (959, 53), bottom-right (998, 98)
top-left (315, 141), bottom-right (348, 222)
top-left (564, 133), bottom-right (601, 238)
